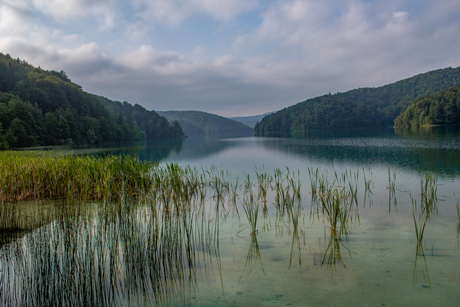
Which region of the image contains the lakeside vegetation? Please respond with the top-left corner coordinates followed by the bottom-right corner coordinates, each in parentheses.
top-left (158, 110), bottom-right (253, 138)
top-left (0, 53), bottom-right (183, 149)
top-left (0, 149), bottom-right (453, 305)
top-left (255, 66), bottom-right (460, 136)
top-left (394, 84), bottom-right (460, 127)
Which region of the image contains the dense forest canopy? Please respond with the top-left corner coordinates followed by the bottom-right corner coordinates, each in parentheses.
top-left (0, 53), bottom-right (183, 149)
top-left (158, 111), bottom-right (253, 138)
top-left (254, 66), bottom-right (460, 136)
top-left (394, 84), bottom-right (460, 127)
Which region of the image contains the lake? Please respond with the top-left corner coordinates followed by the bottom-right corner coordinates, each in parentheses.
top-left (1, 126), bottom-right (460, 306)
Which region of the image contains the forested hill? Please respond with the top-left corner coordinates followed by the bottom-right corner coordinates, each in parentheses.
top-left (254, 66), bottom-right (460, 136)
top-left (394, 84), bottom-right (460, 127)
top-left (0, 53), bottom-right (183, 149)
top-left (158, 111), bottom-right (253, 138)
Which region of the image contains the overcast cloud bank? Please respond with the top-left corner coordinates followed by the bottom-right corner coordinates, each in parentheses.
top-left (1, 0), bottom-right (459, 116)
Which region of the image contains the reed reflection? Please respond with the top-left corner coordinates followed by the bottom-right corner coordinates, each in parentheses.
top-left (238, 235), bottom-right (265, 282)
top-left (410, 171), bottom-right (438, 289)
top-left (0, 199), bottom-right (222, 307)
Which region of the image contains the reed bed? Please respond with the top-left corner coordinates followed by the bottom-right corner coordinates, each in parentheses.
top-left (0, 152), bottom-right (218, 208)
top-left (0, 152), bottom-right (156, 203)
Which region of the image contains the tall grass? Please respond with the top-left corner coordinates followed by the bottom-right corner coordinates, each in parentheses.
top-left (0, 152), bottom-right (157, 203)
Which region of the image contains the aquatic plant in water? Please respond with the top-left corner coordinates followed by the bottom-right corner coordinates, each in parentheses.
top-left (309, 168), bottom-right (362, 240)
top-left (0, 197), bottom-right (223, 307)
top-left (411, 171), bottom-right (438, 256)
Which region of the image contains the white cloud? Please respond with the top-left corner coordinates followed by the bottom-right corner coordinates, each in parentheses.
top-left (31, 0), bottom-right (117, 30)
top-left (1, 0), bottom-right (460, 117)
top-left (235, 0), bottom-right (332, 47)
top-left (234, 1), bottom-right (435, 84)
top-left (116, 45), bottom-right (184, 72)
top-left (124, 21), bottom-right (150, 42)
top-left (392, 10), bottom-right (408, 23)
top-left (0, 0), bottom-right (33, 35)
top-left (131, 0), bottom-right (257, 26)
top-left (194, 0), bottom-right (258, 21)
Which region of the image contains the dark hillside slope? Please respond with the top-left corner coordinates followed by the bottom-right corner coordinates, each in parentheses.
top-left (0, 53), bottom-right (183, 149)
top-left (394, 84), bottom-right (460, 127)
top-left (158, 110), bottom-right (253, 138)
top-left (255, 66), bottom-right (460, 136)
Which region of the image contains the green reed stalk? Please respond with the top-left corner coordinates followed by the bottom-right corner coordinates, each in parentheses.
top-left (310, 169), bottom-right (360, 239)
top-left (242, 193), bottom-right (260, 235)
top-left (411, 171), bottom-right (438, 256)
top-left (455, 191), bottom-right (460, 230)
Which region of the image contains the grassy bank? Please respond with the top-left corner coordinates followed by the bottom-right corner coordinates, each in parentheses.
top-left (0, 151), bottom-right (160, 203)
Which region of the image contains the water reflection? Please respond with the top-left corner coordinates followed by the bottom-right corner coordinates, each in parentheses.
top-left (89, 138), bottom-right (184, 162)
top-left (239, 235), bottom-right (265, 281)
top-left (0, 201), bottom-right (76, 247)
top-left (260, 127), bottom-right (460, 177)
top-left (0, 201), bottom-right (222, 307)
top-left (2, 160), bottom-right (460, 305)
top-left (322, 235), bottom-right (353, 274)
top-left (86, 127), bottom-right (460, 180)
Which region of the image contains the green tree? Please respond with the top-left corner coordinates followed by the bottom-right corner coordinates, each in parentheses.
top-left (0, 123), bottom-right (9, 149)
top-left (6, 118), bottom-right (35, 147)
top-left (44, 112), bottom-right (60, 145)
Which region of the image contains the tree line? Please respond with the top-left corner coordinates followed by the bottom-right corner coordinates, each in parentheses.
top-left (394, 84), bottom-right (460, 127)
top-left (0, 53), bottom-right (183, 149)
top-left (254, 66), bottom-right (460, 136)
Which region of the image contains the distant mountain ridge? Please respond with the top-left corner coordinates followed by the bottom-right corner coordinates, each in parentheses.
top-left (255, 66), bottom-right (460, 136)
top-left (229, 112), bottom-right (273, 128)
top-left (158, 110), bottom-right (253, 138)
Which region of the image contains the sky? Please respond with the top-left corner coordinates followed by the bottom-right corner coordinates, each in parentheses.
top-left (1, 0), bottom-right (460, 117)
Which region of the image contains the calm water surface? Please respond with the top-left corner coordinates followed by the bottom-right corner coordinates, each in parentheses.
top-left (1, 126), bottom-right (460, 306)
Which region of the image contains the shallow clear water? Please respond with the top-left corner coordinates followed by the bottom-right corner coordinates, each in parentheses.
top-left (1, 126), bottom-right (460, 306)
